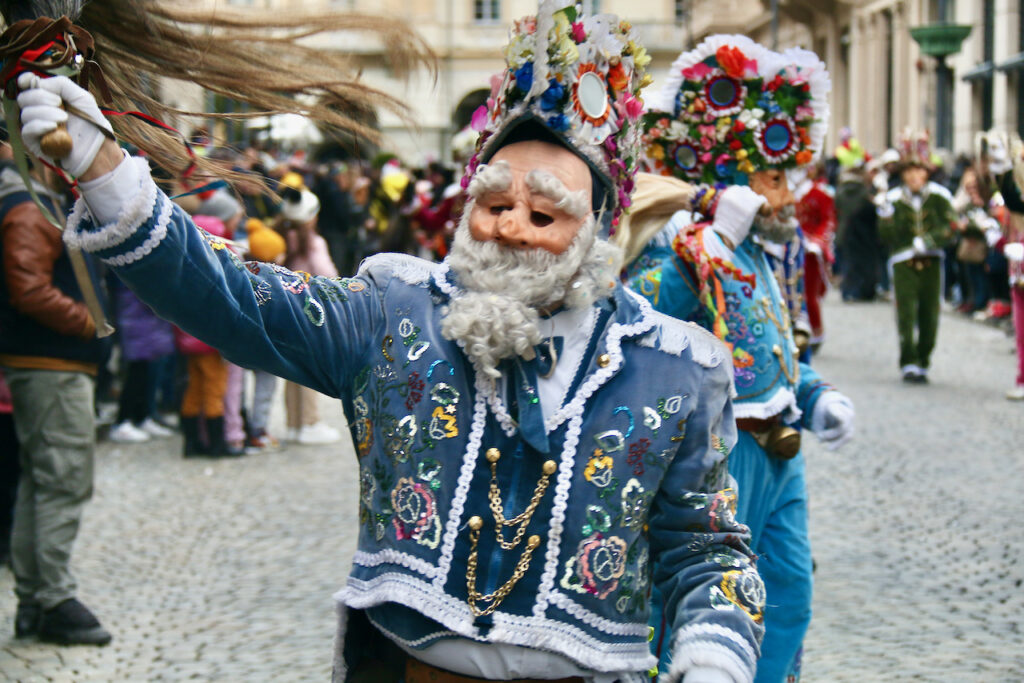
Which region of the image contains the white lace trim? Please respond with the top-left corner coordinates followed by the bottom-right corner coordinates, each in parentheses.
top-left (367, 614), bottom-right (461, 648)
top-left (733, 386), bottom-right (801, 423)
top-left (547, 590), bottom-right (652, 637)
top-left (534, 409), bottom-right (580, 617)
top-left (100, 191), bottom-right (172, 267)
top-left (359, 252), bottom-right (440, 286)
top-left (353, 549), bottom-right (441, 580)
top-left (544, 294), bottom-right (656, 433)
top-left (663, 641), bottom-right (753, 683)
top-left (64, 157), bottom-right (156, 254)
top-left (670, 622), bottom-right (757, 666)
top-left (434, 388), bottom-right (487, 588)
top-left (335, 573), bottom-right (656, 674)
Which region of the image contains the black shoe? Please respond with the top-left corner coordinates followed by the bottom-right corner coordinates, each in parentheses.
top-left (37, 599), bottom-right (112, 646)
top-left (14, 602), bottom-right (41, 638)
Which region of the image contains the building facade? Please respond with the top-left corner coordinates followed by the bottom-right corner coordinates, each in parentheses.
top-left (181, 0), bottom-right (1021, 165)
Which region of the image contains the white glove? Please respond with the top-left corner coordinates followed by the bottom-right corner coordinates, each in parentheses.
top-left (682, 666), bottom-right (734, 683)
top-left (811, 391), bottom-right (855, 451)
top-left (1005, 241), bottom-right (1024, 262)
top-left (16, 72), bottom-right (113, 178)
top-left (709, 185), bottom-right (767, 248)
top-left (876, 201), bottom-right (894, 219)
top-left (912, 236), bottom-right (928, 253)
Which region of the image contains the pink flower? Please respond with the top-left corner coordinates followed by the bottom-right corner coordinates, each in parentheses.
top-left (489, 73), bottom-right (503, 99)
top-left (471, 105), bottom-right (488, 132)
top-left (621, 93), bottom-right (644, 120)
top-left (682, 62), bottom-right (713, 80)
top-left (571, 22), bottom-right (587, 43)
top-left (699, 152), bottom-right (712, 164)
top-left (715, 153), bottom-right (731, 166)
top-left (697, 124), bottom-right (716, 138)
top-left (700, 136), bottom-right (714, 151)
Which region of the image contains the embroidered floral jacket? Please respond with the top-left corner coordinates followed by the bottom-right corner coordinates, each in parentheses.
top-left (624, 214), bottom-right (833, 424)
top-left (65, 162), bottom-right (764, 683)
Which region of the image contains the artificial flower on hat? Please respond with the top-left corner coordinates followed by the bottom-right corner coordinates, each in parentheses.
top-left (641, 34), bottom-right (830, 186)
top-left (463, 0), bottom-right (653, 227)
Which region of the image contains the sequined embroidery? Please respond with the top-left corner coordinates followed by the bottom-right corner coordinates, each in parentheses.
top-left (560, 533), bottom-right (628, 599)
top-left (390, 477), bottom-right (442, 549)
top-left (620, 478), bottom-right (653, 531)
top-left (712, 566), bottom-right (765, 624)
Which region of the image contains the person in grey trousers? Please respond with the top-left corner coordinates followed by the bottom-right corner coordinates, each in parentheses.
top-left (0, 155), bottom-right (112, 646)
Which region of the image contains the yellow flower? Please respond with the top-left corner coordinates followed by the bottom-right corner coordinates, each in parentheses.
top-left (647, 144), bottom-right (665, 161)
top-left (738, 159), bottom-right (755, 174)
top-left (736, 149), bottom-right (748, 160)
top-left (554, 34), bottom-right (579, 65)
top-left (640, 73), bottom-right (654, 88)
top-left (631, 42), bottom-right (652, 69)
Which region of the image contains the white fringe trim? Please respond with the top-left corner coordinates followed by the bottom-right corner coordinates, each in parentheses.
top-left (671, 623), bottom-right (757, 667)
top-left (335, 573), bottom-right (656, 673)
top-left (353, 549), bottom-right (442, 580)
top-left (733, 386), bottom-right (801, 423)
top-left (100, 192), bottom-right (172, 267)
top-left (634, 310), bottom-right (729, 369)
top-left (358, 252), bottom-right (440, 286)
top-left (64, 157), bottom-right (156, 254)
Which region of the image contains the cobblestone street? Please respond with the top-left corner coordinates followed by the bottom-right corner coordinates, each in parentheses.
top-left (2, 294), bottom-right (1022, 682)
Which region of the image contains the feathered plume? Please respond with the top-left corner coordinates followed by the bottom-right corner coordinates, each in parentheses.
top-left (1, 0), bottom-right (436, 182)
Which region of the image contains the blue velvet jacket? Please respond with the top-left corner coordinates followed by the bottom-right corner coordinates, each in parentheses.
top-left (624, 214), bottom-right (832, 425)
top-left (67, 163), bottom-right (764, 682)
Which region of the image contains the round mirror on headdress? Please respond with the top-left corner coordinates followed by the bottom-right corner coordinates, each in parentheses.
top-left (672, 143), bottom-right (699, 172)
top-left (577, 70), bottom-right (610, 121)
top-left (706, 76), bottom-right (742, 111)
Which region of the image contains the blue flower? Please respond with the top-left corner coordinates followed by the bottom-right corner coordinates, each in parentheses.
top-left (547, 113), bottom-right (570, 131)
top-left (515, 63), bottom-right (533, 93)
top-left (540, 79), bottom-right (565, 111)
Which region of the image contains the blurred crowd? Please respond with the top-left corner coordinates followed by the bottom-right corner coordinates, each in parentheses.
top-left (828, 127), bottom-right (1022, 325)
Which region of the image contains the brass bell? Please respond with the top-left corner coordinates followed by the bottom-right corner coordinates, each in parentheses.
top-left (765, 425), bottom-right (801, 460)
top-left (792, 330), bottom-right (810, 356)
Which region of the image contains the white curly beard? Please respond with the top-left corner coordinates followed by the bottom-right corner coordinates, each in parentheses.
top-left (441, 207), bottom-right (622, 381)
top-left (752, 204), bottom-right (799, 244)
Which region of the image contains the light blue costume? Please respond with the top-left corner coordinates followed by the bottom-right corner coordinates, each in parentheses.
top-left (65, 159), bottom-right (766, 682)
top-left (626, 213), bottom-right (837, 683)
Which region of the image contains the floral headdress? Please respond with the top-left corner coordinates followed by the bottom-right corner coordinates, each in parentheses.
top-left (462, 0), bottom-right (653, 231)
top-left (897, 128), bottom-right (935, 172)
top-left (641, 35), bottom-right (830, 185)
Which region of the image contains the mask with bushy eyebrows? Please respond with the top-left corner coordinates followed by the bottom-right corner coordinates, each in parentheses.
top-left (468, 140), bottom-right (592, 255)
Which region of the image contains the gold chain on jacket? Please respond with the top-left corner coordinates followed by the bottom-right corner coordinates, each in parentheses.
top-left (465, 448), bottom-right (557, 617)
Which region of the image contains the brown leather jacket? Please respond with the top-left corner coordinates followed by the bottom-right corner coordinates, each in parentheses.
top-left (0, 192), bottom-right (103, 374)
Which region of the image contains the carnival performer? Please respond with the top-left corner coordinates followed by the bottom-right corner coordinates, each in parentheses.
top-left (876, 131), bottom-right (956, 384)
top-left (793, 164), bottom-right (836, 352)
top-left (12, 3), bottom-right (766, 682)
top-left (617, 36), bottom-right (856, 683)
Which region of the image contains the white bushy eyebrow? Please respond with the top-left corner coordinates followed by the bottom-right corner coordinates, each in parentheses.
top-left (468, 161), bottom-right (513, 199)
top-left (526, 169), bottom-right (589, 218)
